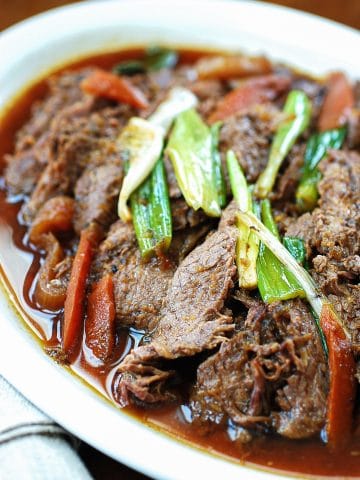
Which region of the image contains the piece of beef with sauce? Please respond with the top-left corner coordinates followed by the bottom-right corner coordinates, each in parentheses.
top-left (286, 150), bottom-right (360, 366)
top-left (91, 218), bottom-right (212, 332)
top-left (190, 298), bottom-right (328, 441)
top-left (21, 101), bottom-right (135, 224)
top-left (4, 70), bottom-right (93, 196)
top-left (113, 204), bottom-right (238, 406)
top-left (219, 104), bottom-right (279, 183)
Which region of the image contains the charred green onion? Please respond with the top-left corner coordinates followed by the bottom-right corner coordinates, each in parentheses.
top-left (256, 200), bottom-right (305, 303)
top-left (166, 108), bottom-right (222, 217)
top-left (296, 127), bottom-right (346, 212)
top-left (255, 90), bottom-right (312, 198)
top-left (227, 150), bottom-right (259, 289)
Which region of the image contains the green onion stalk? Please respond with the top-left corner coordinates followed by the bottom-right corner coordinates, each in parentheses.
top-left (226, 150), bottom-right (259, 289)
top-left (130, 157), bottom-right (172, 259)
top-left (255, 90), bottom-right (312, 198)
top-left (113, 46), bottom-right (179, 76)
top-left (166, 108), bottom-right (223, 217)
top-left (296, 127), bottom-right (347, 212)
top-left (256, 199), bottom-right (305, 303)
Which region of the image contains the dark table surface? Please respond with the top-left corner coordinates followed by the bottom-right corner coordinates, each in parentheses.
top-left (1, 0), bottom-right (359, 478)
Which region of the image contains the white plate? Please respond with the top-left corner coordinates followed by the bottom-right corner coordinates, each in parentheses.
top-left (0, 2), bottom-right (359, 479)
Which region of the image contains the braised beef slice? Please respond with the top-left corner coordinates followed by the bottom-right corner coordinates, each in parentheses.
top-left (92, 220), bottom-right (175, 332)
top-left (190, 79), bottom-right (228, 119)
top-left (286, 150), bottom-right (360, 356)
top-left (219, 105), bottom-right (278, 183)
top-left (92, 217), bottom-right (212, 332)
top-left (190, 299), bottom-right (328, 440)
top-left (4, 70), bottom-right (94, 196)
top-left (114, 208), bottom-right (238, 405)
top-left (74, 161), bottom-right (123, 233)
top-left (22, 102), bottom-right (133, 223)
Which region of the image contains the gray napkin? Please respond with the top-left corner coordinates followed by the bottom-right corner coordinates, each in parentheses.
top-left (0, 375), bottom-right (93, 480)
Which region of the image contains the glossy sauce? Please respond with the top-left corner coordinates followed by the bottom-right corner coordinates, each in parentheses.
top-left (1, 49), bottom-right (360, 478)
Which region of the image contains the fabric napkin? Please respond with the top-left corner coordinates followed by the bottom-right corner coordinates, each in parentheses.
top-left (0, 375), bottom-right (93, 480)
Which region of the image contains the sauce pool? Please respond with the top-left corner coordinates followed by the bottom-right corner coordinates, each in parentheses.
top-left (1, 48), bottom-right (360, 478)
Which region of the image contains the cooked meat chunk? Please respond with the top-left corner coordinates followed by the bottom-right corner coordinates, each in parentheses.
top-left (219, 105), bottom-right (277, 183)
top-left (190, 299), bottom-right (328, 440)
top-left (286, 150), bottom-right (360, 355)
top-left (114, 206), bottom-right (238, 405)
top-left (4, 70), bottom-right (93, 195)
top-left (22, 104), bottom-right (133, 222)
top-left (92, 220), bottom-right (175, 331)
top-left (74, 162), bottom-right (123, 233)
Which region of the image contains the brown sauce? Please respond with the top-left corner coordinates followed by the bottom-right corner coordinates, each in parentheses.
top-left (1, 48), bottom-right (360, 478)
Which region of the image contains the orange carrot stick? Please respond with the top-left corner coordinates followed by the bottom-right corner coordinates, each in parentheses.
top-left (318, 72), bottom-right (354, 132)
top-left (85, 274), bottom-right (116, 362)
top-left (81, 68), bottom-right (149, 109)
top-left (320, 303), bottom-right (356, 447)
top-left (63, 224), bottom-right (101, 360)
top-left (208, 74), bottom-right (290, 123)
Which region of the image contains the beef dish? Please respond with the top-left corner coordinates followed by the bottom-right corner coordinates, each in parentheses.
top-left (1, 48), bottom-right (360, 477)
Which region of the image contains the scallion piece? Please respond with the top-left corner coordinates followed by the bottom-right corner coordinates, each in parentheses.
top-left (150, 158), bottom-right (172, 252)
top-left (130, 172), bottom-right (155, 257)
top-left (166, 108), bottom-right (222, 217)
top-left (226, 150), bottom-right (259, 289)
top-left (255, 90), bottom-right (312, 198)
top-left (145, 46), bottom-right (179, 71)
top-left (113, 46), bottom-right (179, 76)
top-left (211, 123), bottom-right (227, 208)
top-left (296, 127), bottom-right (346, 212)
top-left (130, 158), bottom-right (172, 259)
top-left (256, 200), bottom-right (305, 303)
top-left (117, 117), bottom-right (164, 222)
top-left (283, 236), bottom-right (306, 266)
top-left (112, 60), bottom-right (145, 76)
top-left (117, 88), bottom-right (198, 222)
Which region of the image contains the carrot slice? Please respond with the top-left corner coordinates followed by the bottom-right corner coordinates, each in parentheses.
top-left (81, 68), bottom-right (149, 109)
top-left (29, 196), bottom-right (74, 247)
top-left (196, 55), bottom-right (272, 80)
top-left (63, 224), bottom-right (102, 360)
top-left (318, 72), bottom-right (354, 132)
top-left (320, 303), bottom-right (356, 447)
top-left (208, 74), bottom-right (291, 123)
top-left (85, 274), bottom-right (116, 362)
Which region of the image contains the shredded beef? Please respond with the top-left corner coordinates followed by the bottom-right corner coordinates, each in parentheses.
top-left (286, 150), bottom-right (360, 356)
top-left (190, 299), bottom-right (328, 440)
